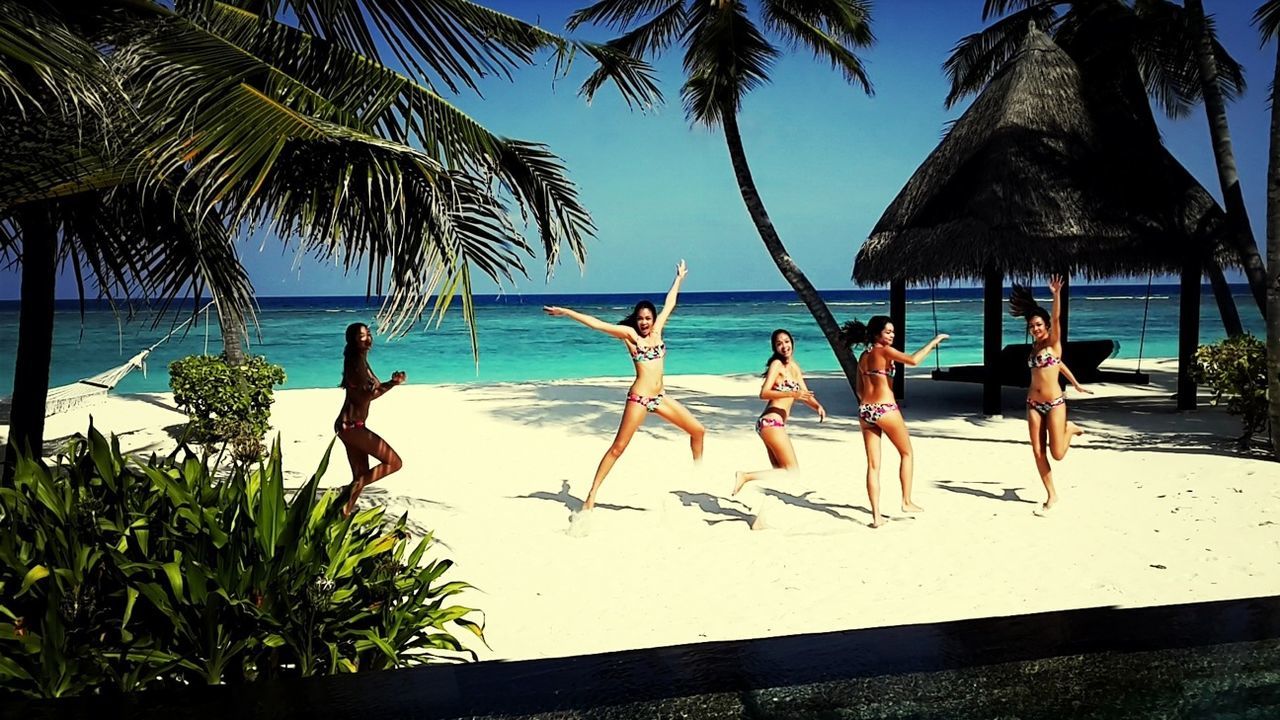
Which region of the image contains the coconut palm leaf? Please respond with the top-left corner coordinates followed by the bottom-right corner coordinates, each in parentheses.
top-left (566, 0), bottom-right (677, 32)
top-left (0, 0), bottom-right (118, 118)
top-left (680, 1), bottom-right (778, 126)
top-left (944, 2), bottom-right (1062, 108)
top-left (1258, 0), bottom-right (1280, 40)
top-left (1133, 0), bottom-right (1246, 113)
top-left (761, 0), bottom-right (873, 92)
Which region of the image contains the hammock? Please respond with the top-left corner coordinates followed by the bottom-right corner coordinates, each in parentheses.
top-left (3, 303), bottom-right (212, 418)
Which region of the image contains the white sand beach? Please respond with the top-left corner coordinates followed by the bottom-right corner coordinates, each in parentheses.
top-left (5, 357), bottom-right (1278, 662)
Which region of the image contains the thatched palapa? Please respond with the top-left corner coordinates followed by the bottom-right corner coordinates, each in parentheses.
top-left (853, 26), bottom-right (1225, 286)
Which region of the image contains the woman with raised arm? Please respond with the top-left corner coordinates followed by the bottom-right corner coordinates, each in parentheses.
top-left (844, 316), bottom-right (948, 529)
top-left (1009, 275), bottom-right (1089, 516)
top-left (334, 322), bottom-right (405, 518)
top-left (543, 260), bottom-right (706, 511)
top-left (732, 329), bottom-right (826, 496)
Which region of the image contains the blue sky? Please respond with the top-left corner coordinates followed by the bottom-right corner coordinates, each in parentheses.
top-left (1, 0), bottom-right (1273, 299)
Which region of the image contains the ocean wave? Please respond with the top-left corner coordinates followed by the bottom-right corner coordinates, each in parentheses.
top-left (787, 301), bottom-right (881, 307)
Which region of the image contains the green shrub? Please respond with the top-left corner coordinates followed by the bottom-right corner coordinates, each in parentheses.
top-left (0, 423), bottom-right (482, 699)
top-left (1193, 334), bottom-right (1270, 450)
top-left (168, 354), bottom-right (286, 460)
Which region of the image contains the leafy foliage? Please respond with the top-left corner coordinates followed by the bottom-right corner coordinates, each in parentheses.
top-left (1193, 335), bottom-right (1271, 450)
top-left (169, 354), bottom-right (287, 461)
top-left (0, 423), bottom-right (481, 699)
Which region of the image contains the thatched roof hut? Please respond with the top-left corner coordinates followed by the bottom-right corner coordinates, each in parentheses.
top-left (851, 26), bottom-right (1223, 412)
top-left (854, 26), bottom-right (1225, 285)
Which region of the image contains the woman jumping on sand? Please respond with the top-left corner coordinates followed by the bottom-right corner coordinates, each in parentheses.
top-left (845, 316), bottom-right (948, 528)
top-left (1010, 276), bottom-right (1091, 516)
top-left (732, 329), bottom-right (826, 496)
top-left (543, 260), bottom-right (706, 511)
top-left (334, 322), bottom-right (405, 517)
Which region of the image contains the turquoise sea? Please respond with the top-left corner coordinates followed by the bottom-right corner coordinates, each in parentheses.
top-left (0, 285), bottom-right (1265, 397)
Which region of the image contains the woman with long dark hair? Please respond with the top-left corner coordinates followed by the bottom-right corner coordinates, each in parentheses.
top-left (844, 315), bottom-right (947, 528)
top-left (334, 322), bottom-right (405, 517)
top-left (732, 328), bottom-right (825, 496)
top-left (543, 260), bottom-right (705, 511)
top-left (1009, 276), bottom-right (1089, 516)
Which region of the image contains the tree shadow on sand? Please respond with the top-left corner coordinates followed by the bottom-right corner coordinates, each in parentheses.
top-left (514, 480), bottom-right (646, 513)
top-left (670, 490), bottom-right (754, 527)
top-left (935, 479), bottom-right (1037, 504)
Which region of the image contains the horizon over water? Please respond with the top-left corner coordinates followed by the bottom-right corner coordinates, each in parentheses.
top-left (0, 284), bottom-right (1264, 397)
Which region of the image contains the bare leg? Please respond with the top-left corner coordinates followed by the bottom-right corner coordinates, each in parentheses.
top-left (585, 401), bottom-right (648, 511)
top-left (874, 411), bottom-right (920, 513)
top-left (861, 422), bottom-right (885, 527)
top-left (1045, 402), bottom-right (1081, 462)
top-left (733, 425), bottom-right (797, 496)
top-left (337, 427), bottom-right (403, 517)
top-left (1027, 409), bottom-right (1057, 513)
top-left (652, 396), bottom-right (706, 462)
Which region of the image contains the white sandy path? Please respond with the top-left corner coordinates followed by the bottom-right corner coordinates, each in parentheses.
top-left (4, 358), bottom-right (1278, 662)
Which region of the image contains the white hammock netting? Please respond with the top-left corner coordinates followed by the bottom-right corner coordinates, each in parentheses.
top-left (39, 350), bottom-right (151, 416)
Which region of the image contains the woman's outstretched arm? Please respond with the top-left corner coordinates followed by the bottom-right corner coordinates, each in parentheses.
top-left (1048, 274), bottom-right (1064, 346)
top-left (653, 259), bottom-right (687, 335)
top-left (877, 334), bottom-right (950, 367)
top-left (544, 306), bottom-right (639, 342)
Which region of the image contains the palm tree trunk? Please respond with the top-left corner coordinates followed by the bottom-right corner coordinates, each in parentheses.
top-left (218, 301), bottom-right (246, 367)
top-left (1186, 0), bottom-right (1268, 317)
top-left (1266, 40), bottom-right (1280, 459)
top-left (720, 111), bottom-right (861, 396)
top-left (1206, 256), bottom-right (1244, 337)
top-left (4, 208), bottom-right (56, 480)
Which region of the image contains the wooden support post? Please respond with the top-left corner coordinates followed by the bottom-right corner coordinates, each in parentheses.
top-left (983, 268), bottom-right (1003, 416)
top-left (891, 279), bottom-right (906, 399)
top-left (1178, 258), bottom-right (1201, 410)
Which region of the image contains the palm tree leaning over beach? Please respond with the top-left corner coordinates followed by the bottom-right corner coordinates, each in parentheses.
top-left (1255, 0), bottom-right (1280, 460)
top-left (567, 0), bottom-right (875, 396)
top-left (944, 0), bottom-right (1260, 334)
top-left (0, 0), bottom-right (660, 473)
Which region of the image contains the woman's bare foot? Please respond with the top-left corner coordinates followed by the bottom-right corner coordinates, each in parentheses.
top-left (869, 516), bottom-right (887, 529)
top-left (732, 471), bottom-right (749, 496)
top-left (902, 502), bottom-right (924, 513)
top-left (1067, 421), bottom-right (1084, 437)
top-left (1033, 497), bottom-right (1058, 517)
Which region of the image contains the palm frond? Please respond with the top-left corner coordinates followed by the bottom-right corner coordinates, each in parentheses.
top-left (0, 0), bottom-right (118, 119)
top-left (982, 0), bottom-right (1047, 21)
top-left (1132, 0), bottom-right (1246, 112)
top-left (573, 39), bottom-right (665, 107)
top-left (681, 0), bottom-right (778, 127)
top-left (764, 0), bottom-right (874, 48)
top-left (943, 3), bottom-right (1061, 108)
top-left (1257, 0), bottom-right (1280, 42)
top-left (566, 0), bottom-right (676, 32)
top-left (761, 0), bottom-right (873, 94)
top-left (228, 0), bottom-right (566, 95)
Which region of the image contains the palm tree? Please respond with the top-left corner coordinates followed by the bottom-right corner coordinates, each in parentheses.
top-left (568, 0), bottom-right (876, 391)
top-left (945, 0), bottom-right (1256, 336)
top-left (2, 0), bottom-right (659, 464)
top-left (1256, 0), bottom-right (1279, 458)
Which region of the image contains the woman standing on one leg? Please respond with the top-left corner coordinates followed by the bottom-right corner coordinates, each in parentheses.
top-left (1010, 276), bottom-right (1087, 516)
top-left (844, 316), bottom-right (947, 529)
top-left (334, 322), bottom-right (405, 518)
top-left (732, 329), bottom-right (825, 496)
top-left (543, 260), bottom-right (706, 511)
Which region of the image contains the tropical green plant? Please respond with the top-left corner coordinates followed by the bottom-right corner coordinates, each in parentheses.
top-left (168, 354), bottom-right (287, 460)
top-left (1257, 0), bottom-right (1280, 460)
top-left (568, 0), bottom-right (876, 395)
top-left (0, 0), bottom-right (659, 468)
top-left (0, 422), bottom-right (481, 699)
top-left (944, 0), bottom-right (1261, 333)
top-left (1193, 334), bottom-right (1271, 449)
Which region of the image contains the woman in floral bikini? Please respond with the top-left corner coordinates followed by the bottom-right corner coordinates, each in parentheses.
top-left (334, 322), bottom-right (405, 518)
top-left (1010, 275), bottom-right (1090, 516)
top-left (844, 315), bottom-right (947, 528)
top-left (544, 260), bottom-right (705, 511)
top-left (732, 329), bottom-right (826, 496)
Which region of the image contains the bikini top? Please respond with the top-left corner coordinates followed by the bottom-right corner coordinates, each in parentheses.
top-left (631, 342), bottom-right (666, 363)
top-left (1028, 347), bottom-right (1060, 369)
top-left (773, 378), bottom-right (801, 392)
